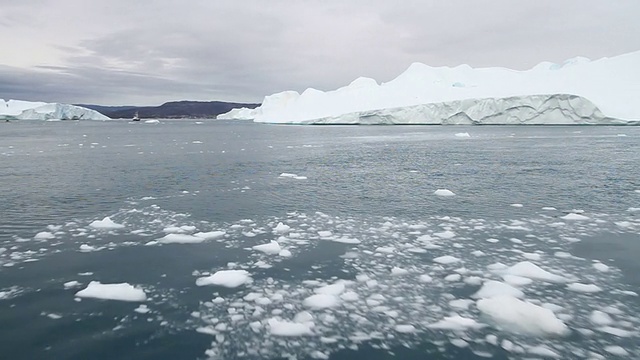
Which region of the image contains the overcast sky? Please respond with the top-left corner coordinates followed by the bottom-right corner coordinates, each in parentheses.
top-left (1, 0), bottom-right (639, 105)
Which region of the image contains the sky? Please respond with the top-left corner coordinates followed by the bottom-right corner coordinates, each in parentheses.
top-left (1, 0), bottom-right (639, 106)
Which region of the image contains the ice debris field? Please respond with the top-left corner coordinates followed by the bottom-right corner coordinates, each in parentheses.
top-left (2, 195), bottom-right (640, 359)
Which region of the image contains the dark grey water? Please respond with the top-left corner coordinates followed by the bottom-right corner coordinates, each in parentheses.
top-left (0, 120), bottom-right (639, 359)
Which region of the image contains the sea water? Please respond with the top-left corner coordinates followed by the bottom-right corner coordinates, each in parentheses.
top-left (0, 120), bottom-right (639, 359)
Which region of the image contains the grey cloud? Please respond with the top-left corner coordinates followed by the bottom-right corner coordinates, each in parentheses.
top-left (1, 0), bottom-right (639, 105)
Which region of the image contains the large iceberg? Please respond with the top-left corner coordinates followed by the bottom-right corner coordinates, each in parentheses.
top-left (0, 99), bottom-right (110, 120)
top-left (220, 51), bottom-right (640, 125)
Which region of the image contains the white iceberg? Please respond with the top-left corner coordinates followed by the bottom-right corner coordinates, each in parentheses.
top-left (223, 51), bottom-right (640, 124)
top-left (0, 99), bottom-right (109, 120)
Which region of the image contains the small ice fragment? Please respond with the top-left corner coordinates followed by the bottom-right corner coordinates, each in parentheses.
top-left (434, 189), bottom-right (456, 197)
top-left (433, 255), bottom-right (461, 265)
top-left (592, 262), bottom-right (609, 272)
top-left (157, 234), bottom-right (204, 244)
top-left (75, 281), bottom-right (147, 302)
top-left (561, 213), bottom-right (589, 221)
top-left (303, 294), bottom-right (339, 309)
top-left (567, 283), bottom-right (602, 293)
top-left (34, 231), bottom-right (55, 240)
top-left (64, 281), bottom-right (81, 289)
top-left (472, 280), bottom-right (524, 299)
top-left (395, 324), bottom-right (416, 333)
top-left (89, 217), bottom-right (125, 229)
top-left (193, 231), bottom-right (225, 240)
top-left (196, 270), bottom-right (252, 288)
top-left (390, 267), bottom-right (409, 276)
top-left (252, 241), bottom-right (281, 255)
top-left (274, 222), bottom-right (291, 234)
top-left (134, 304), bottom-right (151, 314)
top-left (476, 296), bottom-right (569, 336)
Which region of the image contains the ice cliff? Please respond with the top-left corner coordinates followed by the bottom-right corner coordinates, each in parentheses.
top-left (220, 51), bottom-right (640, 125)
top-left (0, 99), bottom-right (110, 120)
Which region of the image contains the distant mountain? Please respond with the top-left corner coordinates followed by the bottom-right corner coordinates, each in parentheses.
top-left (77, 101), bottom-right (260, 119)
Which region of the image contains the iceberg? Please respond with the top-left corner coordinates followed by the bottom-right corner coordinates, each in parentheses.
top-left (220, 51), bottom-right (640, 125)
top-left (0, 99), bottom-right (109, 120)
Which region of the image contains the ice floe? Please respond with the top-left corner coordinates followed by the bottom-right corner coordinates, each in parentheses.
top-left (196, 270), bottom-right (252, 288)
top-left (75, 281), bottom-right (147, 302)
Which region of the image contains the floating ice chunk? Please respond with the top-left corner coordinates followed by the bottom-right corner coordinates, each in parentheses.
top-left (449, 299), bottom-right (474, 310)
top-left (34, 231), bottom-right (55, 240)
top-left (395, 324), bottom-right (416, 333)
top-left (89, 217), bottom-right (125, 229)
top-left (162, 226), bottom-right (186, 233)
top-left (502, 261), bottom-right (568, 283)
top-left (144, 120), bottom-right (160, 124)
top-left (317, 231), bottom-right (332, 237)
top-left (314, 282), bottom-right (346, 296)
top-left (592, 262), bottom-right (609, 272)
top-left (63, 281), bottom-right (81, 289)
top-left (433, 255), bottom-right (461, 264)
top-left (279, 172), bottom-right (295, 178)
top-left (604, 346), bottom-right (629, 356)
top-left (527, 345), bottom-right (560, 358)
top-left (476, 296), bottom-right (569, 336)
top-left (567, 283), bottom-right (602, 293)
top-left (340, 291), bottom-right (359, 301)
top-left (79, 244), bottom-right (98, 252)
top-left (375, 246), bottom-right (395, 254)
top-left (521, 252), bottom-right (541, 261)
top-left (510, 203), bottom-right (523, 208)
top-left (278, 249), bottom-right (292, 257)
top-left (434, 189), bottom-right (456, 197)
top-left (434, 230), bottom-right (456, 239)
top-left (75, 281), bottom-right (147, 302)
top-left (428, 315), bottom-right (484, 331)
top-left (328, 237), bottom-right (361, 244)
top-left (134, 304), bottom-right (150, 314)
top-left (472, 280), bottom-right (524, 299)
top-left (542, 206), bottom-right (557, 211)
top-left (455, 132), bottom-right (470, 138)
top-left (293, 311), bottom-right (314, 324)
top-left (46, 313), bottom-right (62, 320)
top-left (561, 213), bottom-right (590, 221)
top-left (157, 233), bottom-right (204, 244)
top-left (390, 267), bottom-right (409, 276)
top-left (252, 241), bottom-right (281, 255)
top-left (598, 326), bottom-right (635, 337)
top-left (274, 222), bottom-right (291, 234)
top-left (445, 274), bottom-right (461, 282)
top-left (303, 294), bottom-right (339, 309)
top-left (502, 275), bottom-right (533, 287)
top-left (193, 231), bottom-right (226, 240)
top-left (196, 270), bottom-right (252, 288)
top-left (309, 350), bottom-right (329, 359)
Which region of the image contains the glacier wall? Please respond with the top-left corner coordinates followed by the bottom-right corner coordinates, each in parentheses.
top-left (1, 99), bottom-right (110, 120)
top-left (299, 94), bottom-right (631, 125)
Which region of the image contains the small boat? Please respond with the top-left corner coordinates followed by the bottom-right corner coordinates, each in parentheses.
top-left (132, 111), bottom-right (140, 121)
